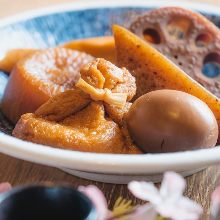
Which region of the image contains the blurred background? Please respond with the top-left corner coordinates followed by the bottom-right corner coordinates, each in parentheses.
top-left (0, 0), bottom-right (219, 18)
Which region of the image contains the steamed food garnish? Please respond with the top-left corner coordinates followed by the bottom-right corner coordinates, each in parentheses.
top-left (2, 7), bottom-right (220, 154)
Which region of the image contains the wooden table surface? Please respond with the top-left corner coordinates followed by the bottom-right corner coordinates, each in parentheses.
top-left (0, 0), bottom-right (220, 219)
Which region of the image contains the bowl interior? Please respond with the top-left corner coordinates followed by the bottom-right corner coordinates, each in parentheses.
top-left (1, 3), bottom-right (220, 176)
top-left (0, 6), bottom-right (220, 136)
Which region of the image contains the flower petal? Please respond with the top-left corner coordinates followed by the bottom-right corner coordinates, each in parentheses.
top-left (78, 185), bottom-right (109, 220)
top-left (0, 182), bottom-right (11, 193)
top-left (211, 186), bottom-right (220, 219)
top-left (127, 204), bottom-right (157, 220)
top-left (160, 172), bottom-right (186, 200)
top-left (156, 196), bottom-right (203, 220)
top-left (128, 181), bottom-right (161, 204)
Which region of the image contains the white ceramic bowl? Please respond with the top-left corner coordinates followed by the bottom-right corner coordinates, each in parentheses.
top-left (0, 0), bottom-right (220, 184)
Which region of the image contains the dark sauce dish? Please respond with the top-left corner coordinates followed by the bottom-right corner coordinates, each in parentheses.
top-left (0, 185), bottom-right (97, 220)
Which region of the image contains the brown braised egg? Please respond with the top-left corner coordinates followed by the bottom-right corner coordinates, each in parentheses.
top-left (126, 89), bottom-right (218, 153)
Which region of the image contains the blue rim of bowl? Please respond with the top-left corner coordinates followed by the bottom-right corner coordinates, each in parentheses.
top-left (0, 0), bottom-right (220, 174)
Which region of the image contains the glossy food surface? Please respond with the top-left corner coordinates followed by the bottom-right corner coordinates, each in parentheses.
top-left (1, 48), bottom-right (93, 123)
top-left (63, 36), bottom-right (115, 64)
top-left (126, 90), bottom-right (218, 153)
top-left (0, 36), bottom-right (115, 73)
top-left (13, 59), bottom-right (140, 154)
top-left (113, 25), bottom-right (220, 142)
top-left (129, 7), bottom-right (220, 98)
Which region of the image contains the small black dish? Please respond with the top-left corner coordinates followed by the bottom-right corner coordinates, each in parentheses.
top-left (0, 185), bottom-right (97, 220)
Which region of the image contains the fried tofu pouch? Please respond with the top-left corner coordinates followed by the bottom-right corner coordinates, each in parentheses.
top-left (13, 58), bottom-right (140, 154)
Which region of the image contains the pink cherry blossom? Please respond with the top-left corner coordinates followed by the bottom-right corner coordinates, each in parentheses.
top-left (0, 182), bottom-right (11, 193)
top-left (127, 203), bottom-right (158, 220)
top-left (78, 185), bottom-right (111, 220)
top-left (128, 172), bottom-right (203, 220)
top-left (211, 186), bottom-right (220, 220)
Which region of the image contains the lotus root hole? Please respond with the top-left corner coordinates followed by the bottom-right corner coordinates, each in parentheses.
top-left (167, 17), bottom-right (192, 40)
top-left (196, 33), bottom-right (212, 47)
top-left (202, 53), bottom-right (220, 78)
top-left (143, 28), bottom-right (161, 44)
